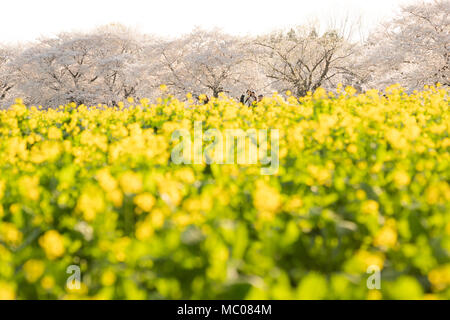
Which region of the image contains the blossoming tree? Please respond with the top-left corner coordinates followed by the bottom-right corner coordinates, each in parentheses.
top-left (362, 0), bottom-right (449, 91)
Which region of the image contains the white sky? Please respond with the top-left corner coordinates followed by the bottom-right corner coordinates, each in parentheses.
top-left (1, 0), bottom-right (421, 44)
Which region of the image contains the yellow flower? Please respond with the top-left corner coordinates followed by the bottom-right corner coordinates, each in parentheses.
top-left (386, 129), bottom-right (408, 149)
top-left (96, 168), bottom-right (118, 192)
top-left (0, 179), bottom-right (5, 200)
top-left (18, 176), bottom-right (40, 201)
top-left (112, 237), bottom-right (130, 262)
top-left (23, 259), bottom-right (45, 283)
top-left (425, 182), bottom-right (450, 205)
top-left (373, 221), bottom-right (397, 249)
top-left (347, 144), bottom-right (358, 154)
top-left (370, 163), bottom-right (383, 174)
top-left (428, 265), bottom-right (450, 291)
top-left (134, 193), bottom-right (156, 212)
top-left (140, 98), bottom-right (150, 106)
top-left (0, 281), bottom-right (15, 300)
top-left (107, 189), bottom-right (123, 208)
top-left (158, 179), bottom-right (182, 206)
top-left (345, 250), bottom-right (385, 274)
top-left (11, 102), bottom-right (27, 116)
top-left (136, 219), bottom-right (154, 241)
top-left (150, 209), bottom-right (165, 229)
top-left (307, 165), bottom-right (332, 185)
top-left (101, 270), bottom-right (117, 286)
top-left (361, 200), bottom-right (379, 215)
top-left (159, 84), bottom-right (168, 92)
top-left (76, 189), bottom-right (105, 221)
top-left (174, 168), bottom-right (195, 184)
top-left (39, 230), bottom-right (65, 260)
top-left (119, 171), bottom-right (143, 194)
top-left (9, 204), bottom-right (21, 215)
top-left (41, 276), bottom-right (55, 290)
top-left (367, 290), bottom-right (382, 300)
top-left (344, 86), bottom-right (357, 96)
top-left (253, 181), bottom-right (281, 213)
top-left (359, 251), bottom-right (385, 270)
top-left (48, 126), bottom-right (62, 140)
top-left (356, 189), bottom-right (366, 200)
top-left (313, 87), bottom-right (327, 99)
top-left (0, 222), bottom-right (23, 246)
top-left (393, 170), bottom-right (410, 188)
top-left (284, 196), bottom-right (303, 212)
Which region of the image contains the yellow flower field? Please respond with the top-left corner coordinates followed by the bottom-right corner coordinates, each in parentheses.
top-left (0, 85), bottom-right (449, 299)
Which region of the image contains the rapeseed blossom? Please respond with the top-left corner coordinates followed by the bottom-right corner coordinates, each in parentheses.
top-left (38, 230), bottom-right (65, 260)
top-left (0, 85), bottom-right (448, 299)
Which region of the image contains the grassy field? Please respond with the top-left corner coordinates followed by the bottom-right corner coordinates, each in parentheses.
top-left (0, 85), bottom-right (449, 299)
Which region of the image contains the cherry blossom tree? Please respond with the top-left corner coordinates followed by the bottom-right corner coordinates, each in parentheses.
top-left (14, 24), bottom-right (156, 107)
top-left (0, 46), bottom-right (20, 106)
top-left (90, 24), bottom-right (157, 105)
top-left (156, 29), bottom-right (267, 98)
top-left (252, 24), bottom-right (358, 96)
top-left (362, 0), bottom-right (449, 91)
top-left (2, 2), bottom-right (447, 107)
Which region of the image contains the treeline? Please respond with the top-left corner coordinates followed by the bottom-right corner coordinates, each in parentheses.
top-left (0, 0), bottom-right (448, 108)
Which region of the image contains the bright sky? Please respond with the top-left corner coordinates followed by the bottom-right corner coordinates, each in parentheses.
top-left (1, 0), bottom-right (420, 44)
